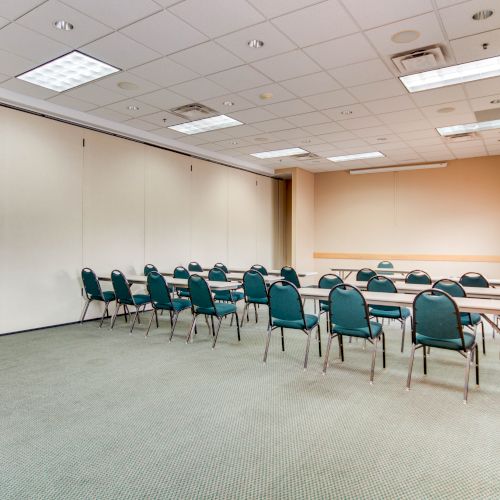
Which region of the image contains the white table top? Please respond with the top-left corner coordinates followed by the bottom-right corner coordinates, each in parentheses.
top-left (97, 274), bottom-right (240, 290)
top-left (163, 270), bottom-right (279, 284)
top-left (332, 267), bottom-right (411, 274)
top-left (197, 266), bottom-right (317, 277)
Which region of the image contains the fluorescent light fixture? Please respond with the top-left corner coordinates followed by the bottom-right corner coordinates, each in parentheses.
top-left (17, 51), bottom-right (120, 92)
top-left (327, 151), bottom-right (384, 162)
top-left (169, 115), bottom-right (242, 135)
top-left (350, 163), bottom-right (447, 175)
top-left (437, 119), bottom-right (500, 136)
top-left (400, 55), bottom-right (500, 92)
top-left (251, 147), bottom-right (308, 159)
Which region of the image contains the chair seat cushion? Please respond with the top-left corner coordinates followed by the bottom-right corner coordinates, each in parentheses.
top-left (370, 306), bottom-right (411, 319)
top-left (247, 296), bottom-right (268, 305)
top-left (196, 303), bottom-right (236, 317)
top-left (332, 321), bottom-right (382, 339)
top-left (132, 294), bottom-right (151, 305)
top-left (320, 301), bottom-right (328, 312)
top-left (460, 312), bottom-right (481, 326)
top-left (273, 313), bottom-right (318, 330)
top-left (177, 288), bottom-right (190, 298)
top-left (171, 298), bottom-right (191, 311)
top-left (91, 291), bottom-right (115, 302)
top-left (213, 290), bottom-right (244, 302)
top-left (416, 331), bottom-right (475, 351)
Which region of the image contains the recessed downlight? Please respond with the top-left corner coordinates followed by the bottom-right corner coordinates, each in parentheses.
top-left (118, 81), bottom-right (139, 90)
top-left (127, 105), bottom-right (139, 111)
top-left (437, 106), bottom-right (455, 113)
top-left (53, 20), bottom-right (74, 31)
top-left (340, 110), bottom-right (352, 115)
top-left (472, 10), bottom-right (494, 21)
top-left (259, 92), bottom-right (273, 100)
top-left (490, 98), bottom-right (500, 104)
top-left (248, 39), bottom-right (264, 49)
top-left (223, 100), bottom-right (234, 106)
top-left (391, 30), bottom-right (420, 44)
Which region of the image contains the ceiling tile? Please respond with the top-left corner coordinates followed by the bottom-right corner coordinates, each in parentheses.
top-left (450, 29), bottom-right (500, 64)
top-left (96, 71), bottom-right (160, 97)
top-left (202, 94), bottom-right (255, 113)
top-left (227, 107), bottom-right (276, 124)
top-left (274, 128), bottom-right (312, 140)
top-left (305, 33), bottom-right (377, 69)
top-left (350, 125), bottom-right (394, 138)
top-left (141, 111), bottom-right (187, 128)
top-left (170, 77), bottom-right (228, 100)
top-left (318, 130), bottom-right (357, 142)
top-left (263, 99), bottom-right (314, 117)
top-left (89, 107), bottom-right (130, 122)
top-left (427, 112), bottom-right (477, 127)
top-left (410, 85), bottom-right (467, 106)
top-left (169, 42), bottom-right (243, 76)
top-left (247, 0), bottom-right (325, 18)
top-left (349, 79), bottom-right (406, 101)
top-left (304, 89), bottom-right (358, 110)
top-left (121, 10), bottom-right (207, 55)
top-left (303, 122), bottom-right (344, 135)
top-left (379, 108), bottom-right (426, 124)
top-left (322, 103), bottom-right (372, 121)
top-left (136, 88), bottom-right (189, 110)
top-left (107, 99), bottom-right (160, 118)
top-left (121, 118), bottom-right (159, 132)
top-left (286, 112), bottom-right (330, 127)
top-left (66, 82), bottom-right (125, 106)
top-left (61, 0), bottom-right (162, 30)
top-left (129, 57), bottom-right (198, 87)
top-left (252, 50), bottom-right (321, 81)
top-left (253, 118), bottom-right (295, 132)
top-left (340, 116), bottom-right (383, 130)
top-left (464, 76), bottom-right (500, 98)
top-left (150, 127), bottom-right (184, 140)
top-left (83, 32), bottom-right (161, 70)
top-left (169, 0), bottom-right (264, 38)
top-left (222, 124), bottom-right (263, 137)
top-left (0, 17), bottom-right (7, 29)
top-left (47, 93), bottom-right (95, 111)
top-left (0, 77), bottom-right (57, 98)
top-left (215, 22), bottom-right (296, 63)
top-left (469, 95), bottom-right (500, 111)
top-left (280, 72), bottom-right (340, 97)
top-left (0, 0), bottom-right (45, 20)
top-left (398, 129), bottom-right (440, 140)
top-left (271, 0), bottom-right (358, 47)
top-left (17, 0), bottom-right (112, 47)
top-left (0, 48), bottom-right (35, 76)
top-left (238, 83), bottom-right (295, 105)
top-left (364, 95), bottom-right (416, 114)
top-left (420, 100), bottom-right (472, 119)
top-left (328, 59), bottom-right (393, 87)
top-left (365, 134), bottom-right (401, 144)
top-left (386, 119), bottom-right (431, 132)
top-left (209, 65), bottom-right (271, 92)
top-left (341, 0), bottom-right (433, 30)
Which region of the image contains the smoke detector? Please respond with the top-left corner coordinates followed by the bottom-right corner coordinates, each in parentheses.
top-left (392, 45), bottom-right (446, 73)
top-left (170, 103), bottom-right (217, 120)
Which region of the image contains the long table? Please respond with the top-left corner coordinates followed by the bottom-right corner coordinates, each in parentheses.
top-left (199, 267), bottom-right (317, 277)
top-left (97, 274), bottom-right (240, 290)
top-left (162, 271), bottom-right (279, 284)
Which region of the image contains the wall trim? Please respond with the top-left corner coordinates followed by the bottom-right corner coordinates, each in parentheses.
top-left (313, 252), bottom-right (500, 263)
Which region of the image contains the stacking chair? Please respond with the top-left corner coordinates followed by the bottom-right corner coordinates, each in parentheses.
top-left (251, 264), bottom-right (268, 276)
top-left (377, 260), bottom-right (394, 275)
top-left (367, 275), bottom-right (411, 352)
top-left (317, 274), bottom-right (343, 330)
top-left (173, 266), bottom-right (190, 298)
top-left (146, 272), bottom-right (191, 341)
top-left (406, 289), bottom-right (479, 403)
top-left (459, 272), bottom-right (489, 288)
top-left (214, 262), bottom-right (229, 273)
top-left (281, 266), bottom-right (301, 287)
top-left (144, 264), bottom-right (158, 275)
top-left (241, 270), bottom-right (268, 326)
top-left (263, 281), bottom-right (321, 369)
top-left (433, 279), bottom-right (485, 354)
top-left (186, 274), bottom-right (240, 348)
top-left (80, 268), bottom-right (116, 327)
top-left (356, 268), bottom-right (376, 282)
top-left (188, 261), bottom-right (203, 272)
top-left (406, 270), bottom-right (431, 284)
top-left (323, 284), bottom-right (385, 383)
top-left (110, 270), bottom-right (151, 333)
top-left (208, 267), bottom-right (244, 305)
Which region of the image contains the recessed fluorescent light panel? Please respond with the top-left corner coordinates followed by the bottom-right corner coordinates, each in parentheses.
top-left (251, 147), bottom-right (308, 159)
top-left (400, 55), bottom-right (500, 92)
top-left (327, 151), bottom-right (384, 162)
top-left (169, 115), bottom-right (242, 135)
top-left (350, 163), bottom-right (447, 175)
top-left (437, 119), bottom-right (500, 136)
top-left (17, 51), bottom-right (120, 92)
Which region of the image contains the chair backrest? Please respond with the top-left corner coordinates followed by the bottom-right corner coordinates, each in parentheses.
top-left (147, 271), bottom-right (172, 308)
top-left (459, 272), bottom-right (489, 288)
top-left (329, 284), bottom-right (373, 336)
top-left (356, 268), bottom-right (376, 282)
top-left (377, 261), bottom-right (393, 269)
top-left (367, 275), bottom-right (400, 313)
top-left (251, 264), bottom-right (268, 276)
top-left (214, 262), bottom-right (229, 273)
top-left (208, 267), bottom-right (227, 282)
top-left (281, 266), bottom-right (301, 288)
top-left (406, 270), bottom-right (431, 284)
top-left (111, 270), bottom-right (133, 303)
top-left (188, 261), bottom-right (203, 272)
top-left (268, 281), bottom-right (304, 326)
top-left (318, 273), bottom-right (343, 290)
top-left (81, 268), bottom-right (103, 300)
top-left (144, 264), bottom-right (158, 276)
top-left (412, 289), bottom-right (464, 348)
top-left (243, 270), bottom-right (268, 302)
top-left (188, 275), bottom-right (215, 311)
top-left (433, 279), bottom-right (466, 298)
top-left (173, 266), bottom-right (190, 279)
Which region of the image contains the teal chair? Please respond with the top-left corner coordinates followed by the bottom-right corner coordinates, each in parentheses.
top-left (323, 284), bottom-right (385, 383)
top-left (242, 270), bottom-right (268, 326)
top-left (251, 264), bottom-right (268, 276)
top-left (173, 266), bottom-right (190, 298)
top-left (80, 268), bottom-right (116, 327)
top-left (188, 261), bottom-right (203, 272)
top-left (144, 264), bottom-right (158, 275)
top-left (433, 279), bottom-right (485, 354)
top-left (356, 268), bottom-right (376, 282)
top-left (406, 270), bottom-right (431, 284)
top-left (214, 262), bottom-right (229, 273)
top-left (459, 272), bottom-right (489, 288)
top-left (318, 274), bottom-right (343, 330)
top-left (367, 276), bottom-right (411, 352)
top-left (186, 274), bottom-right (240, 348)
top-left (146, 271), bottom-right (191, 341)
top-left (208, 267), bottom-right (244, 305)
top-left (377, 260), bottom-right (394, 275)
top-left (406, 289), bottom-right (479, 403)
top-left (263, 280), bottom-right (321, 369)
top-left (281, 266), bottom-right (301, 287)
top-left (110, 270), bottom-right (151, 333)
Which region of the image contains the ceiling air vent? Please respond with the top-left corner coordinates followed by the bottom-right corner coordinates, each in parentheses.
top-left (446, 132), bottom-right (478, 143)
top-left (170, 103), bottom-right (217, 120)
top-left (392, 45), bottom-right (446, 73)
top-left (294, 152), bottom-right (321, 161)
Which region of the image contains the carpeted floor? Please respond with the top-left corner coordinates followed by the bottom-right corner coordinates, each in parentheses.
top-left (1, 307), bottom-right (499, 499)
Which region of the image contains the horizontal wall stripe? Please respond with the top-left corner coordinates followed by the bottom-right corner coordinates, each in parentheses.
top-left (313, 252), bottom-right (500, 263)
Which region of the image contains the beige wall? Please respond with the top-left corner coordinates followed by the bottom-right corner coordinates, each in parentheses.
top-left (314, 156), bottom-right (500, 279)
top-left (0, 106), bottom-right (284, 334)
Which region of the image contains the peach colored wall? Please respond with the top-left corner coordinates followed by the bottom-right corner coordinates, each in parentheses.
top-left (313, 156), bottom-right (500, 280)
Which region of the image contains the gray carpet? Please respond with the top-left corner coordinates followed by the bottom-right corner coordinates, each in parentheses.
top-left (1, 307), bottom-right (499, 499)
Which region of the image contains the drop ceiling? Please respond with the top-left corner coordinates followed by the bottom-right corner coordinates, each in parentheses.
top-left (1, 0), bottom-right (500, 174)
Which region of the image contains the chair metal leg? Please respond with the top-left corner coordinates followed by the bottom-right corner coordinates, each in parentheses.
top-left (463, 349), bottom-right (472, 403)
top-left (80, 299), bottom-right (91, 323)
top-left (382, 332), bottom-right (386, 368)
top-left (168, 310), bottom-right (172, 328)
top-left (400, 318), bottom-right (406, 353)
top-left (423, 344), bottom-right (427, 375)
top-left (475, 343), bottom-right (479, 386)
top-left (338, 334), bottom-right (344, 362)
top-left (481, 321), bottom-right (485, 355)
top-left (124, 305), bottom-right (129, 323)
top-left (370, 337), bottom-right (379, 384)
top-left (263, 325), bottom-right (272, 363)
top-left (204, 315), bottom-right (212, 336)
top-left (211, 315), bottom-right (216, 333)
top-left (130, 309), bottom-right (140, 333)
top-left (241, 303), bottom-right (248, 327)
top-left (304, 329), bottom-right (312, 370)
top-left (254, 303), bottom-right (258, 323)
top-left (110, 303), bottom-right (120, 330)
top-left (322, 333), bottom-right (333, 374)
top-left (280, 327), bottom-right (285, 351)
top-left (235, 312), bottom-right (241, 341)
top-left (406, 344), bottom-right (417, 390)
top-left (317, 323), bottom-right (322, 357)
top-left (212, 317), bottom-right (223, 349)
top-left (169, 313), bottom-right (179, 342)
top-left (99, 303), bottom-right (109, 328)
top-left (145, 309), bottom-right (156, 337)
top-left (187, 315), bottom-right (197, 343)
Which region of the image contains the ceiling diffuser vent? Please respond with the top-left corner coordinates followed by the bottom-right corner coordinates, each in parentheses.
top-left (446, 132), bottom-right (478, 143)
top-left (392, 45), bottom-right (446, 73)
top-left (294, 152), bottom-right (321, 161)
top-left (170, 103), bottom-right (217, 120)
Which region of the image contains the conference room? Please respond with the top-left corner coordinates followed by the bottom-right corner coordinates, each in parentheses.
top-left (1, 0), bottom-right (499, 498)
